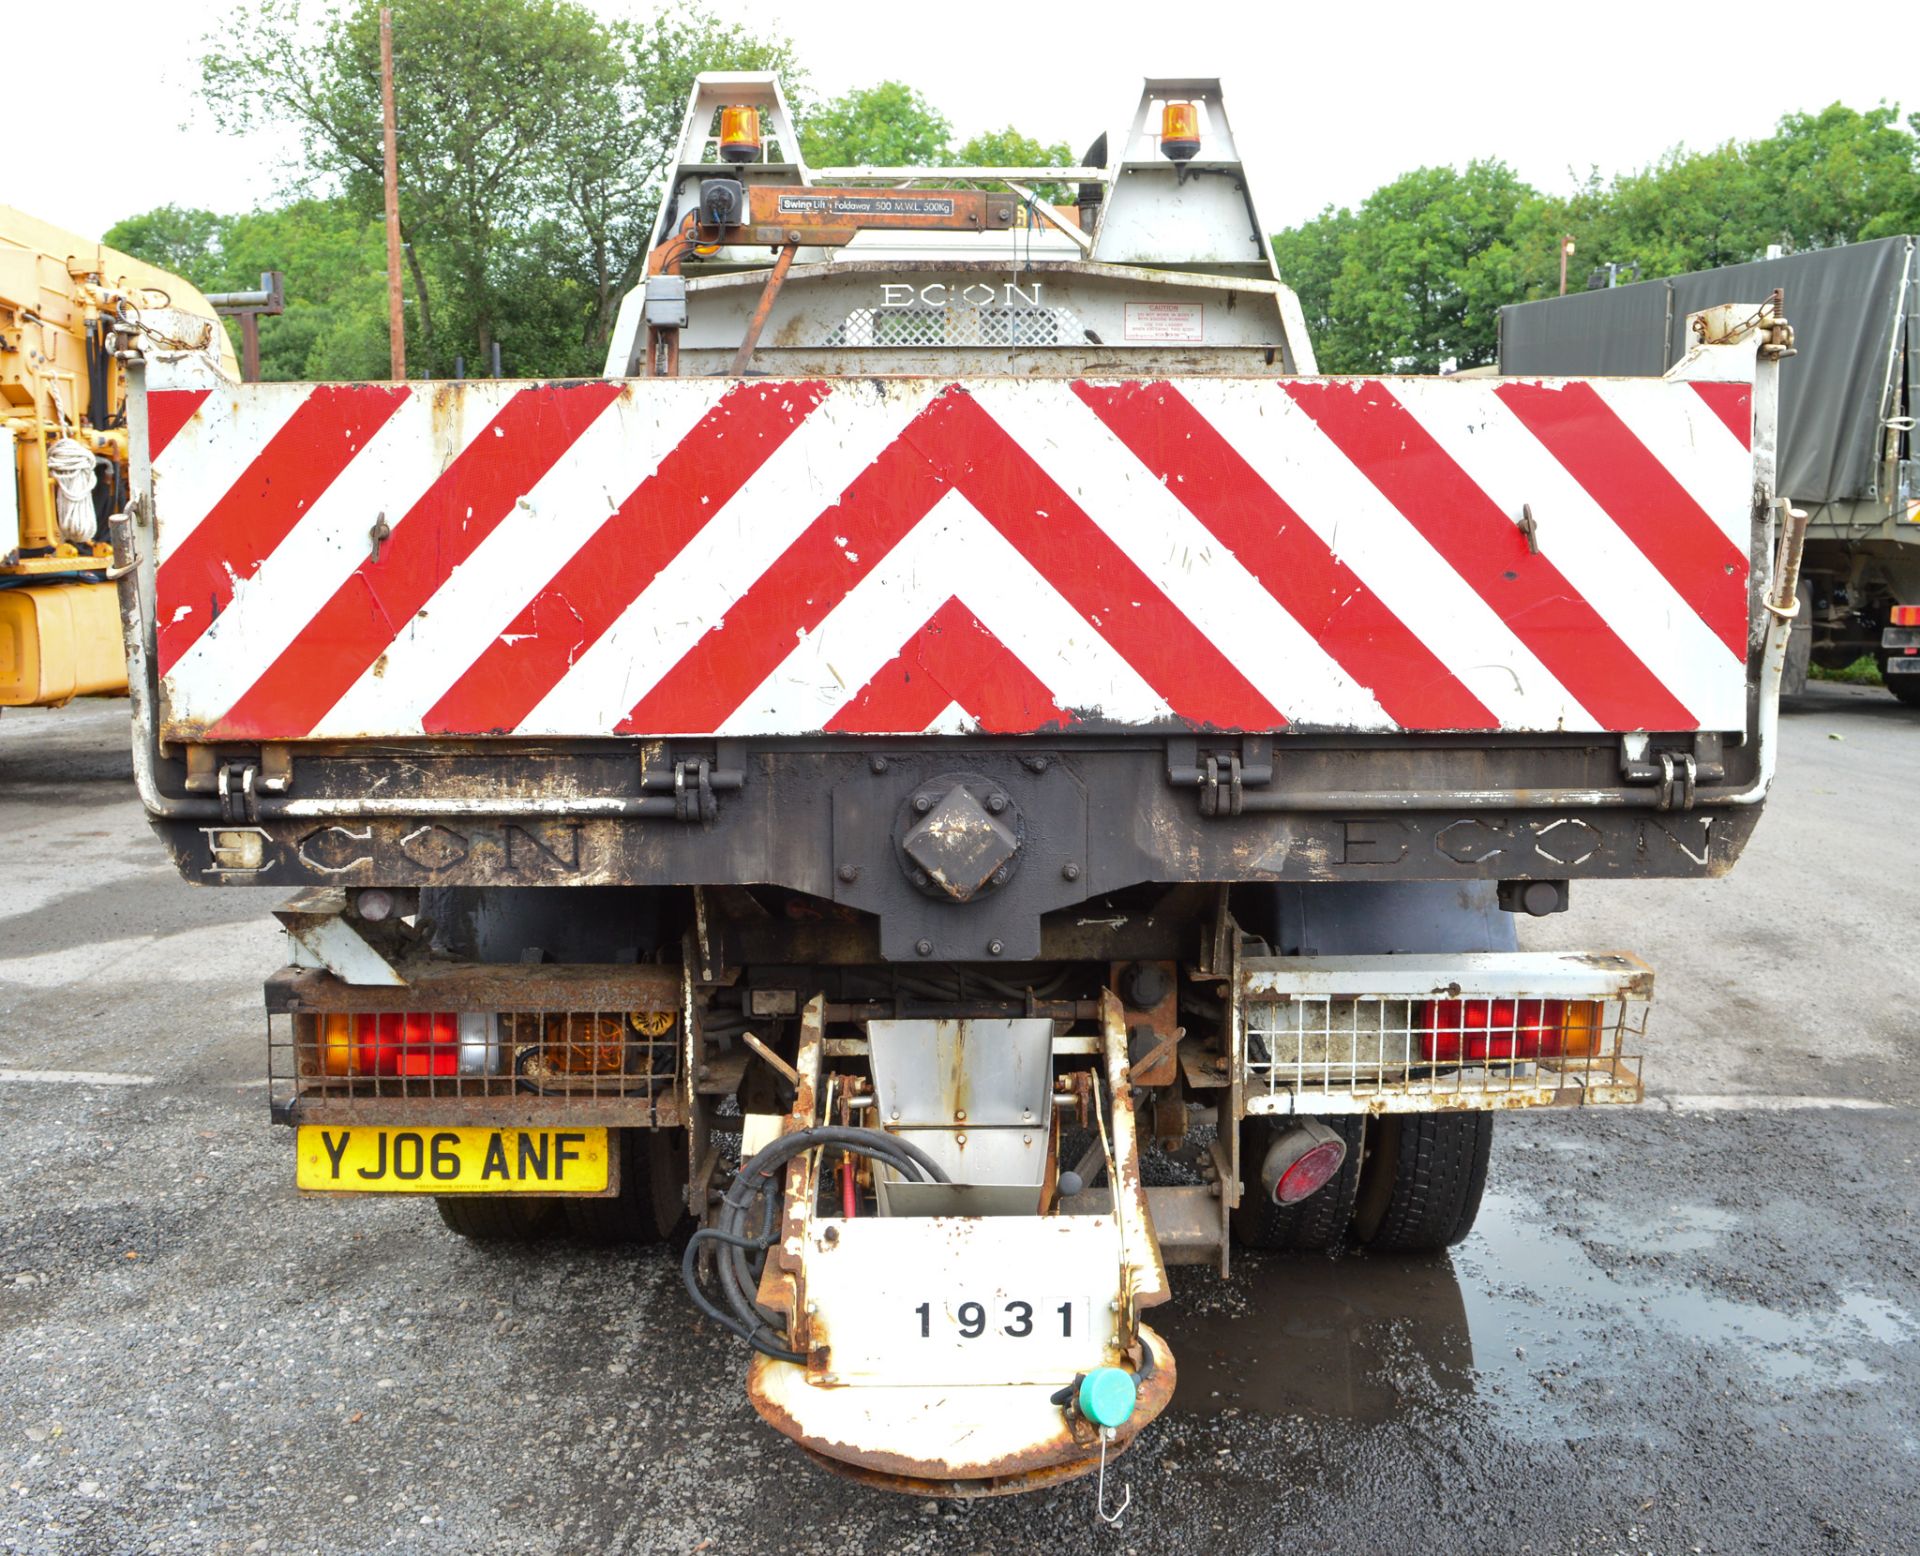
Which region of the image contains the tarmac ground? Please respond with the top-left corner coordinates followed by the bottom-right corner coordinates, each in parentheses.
top-left (2, 683), bottom-right (1916, 1554)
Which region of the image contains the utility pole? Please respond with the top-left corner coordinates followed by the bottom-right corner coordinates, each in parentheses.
top-left (1558, 234), bottom-right (1576, 297)
top-left (380, 8), bottom-right (406, 380)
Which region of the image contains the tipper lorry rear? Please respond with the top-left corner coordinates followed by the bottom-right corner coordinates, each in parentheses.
top-left (111, 75), bottom-right (1803, 1496)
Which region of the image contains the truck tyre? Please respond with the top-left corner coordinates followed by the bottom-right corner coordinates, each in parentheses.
top-left (1878, 652), bottom-right (1920, 707)
top-left (436, 1195), bottom-right (562, 1241)
top-left (1230, 1115), bottom-right (1365, 1251)
top-left (564, 1129), bottom-right (690, 1245)
top-left (1352, 1112), bottom-right (1493, 1252)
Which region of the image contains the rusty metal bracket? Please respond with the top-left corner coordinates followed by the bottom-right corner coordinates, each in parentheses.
top-left (732, 243), bottom-right (799, 376)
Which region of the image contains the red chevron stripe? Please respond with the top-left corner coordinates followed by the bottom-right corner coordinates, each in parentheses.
top-left (619, 403), bottom-right (950, 734)
top-left (146, 389), bottom-right (212, 461)
top-left (620, 388), bottom-right (1283, 734)
top-left (424, 381), bottom-right (831, 734)
top-left (1496, 381), bottom-right (1749, 657)
top-left (155, 384), bottom-right (409, 676)
top-left (1075, 381), bottom-right (1499, 731)
top-left (1690, 381), bottom-right (1752, 448)
top-left (825, 597), bottom-right (1071, 734)
top-left (1286, 380), bottom-right (1697, 731)
top-left (937, 394), bottom-right (1281, 729)
top-left (208, 381), bottom-right (621, 738)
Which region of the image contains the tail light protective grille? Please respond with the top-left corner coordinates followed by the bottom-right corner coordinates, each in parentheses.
top-left (1236, 951), bottom-right (1650, 1115)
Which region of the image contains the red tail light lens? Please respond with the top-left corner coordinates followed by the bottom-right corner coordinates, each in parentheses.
top-left (355, 1012), bottom-right (460, 1076)
top-left (1274, 1139), bottom-right (1346, 1204)
top-left (1421, 999), bottom-right (1601, 1062)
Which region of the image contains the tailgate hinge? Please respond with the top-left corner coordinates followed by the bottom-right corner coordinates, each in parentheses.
top-left (184, 744), bottom-right (293, 823)
top-left (640, 741), bottom-right (746, 823)
top-left (1167, 737), bottom-right (1273, 817)
top-left (1619, 733), bottom-right (1724, 812)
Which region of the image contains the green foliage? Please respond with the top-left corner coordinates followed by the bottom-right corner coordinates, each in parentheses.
top-left (194, 0), bottom-right (801, 376)
top-left (1810, 655), bottom-right (1884, 686)
top-left (1278, 162), bottom-right (1544, 373)
top-left (101, 206), bottom-right (225, 279)
top-left (954, 127), bottom-right (1077, 206)
top-left (1273, 100), bottom-right (1920, 374)
top-left (106, 198), bottom-right (391, 381)
top-left (800, 81), bottom-right (951, 168)
top-left (113, 17), bottom-right (1069, 379)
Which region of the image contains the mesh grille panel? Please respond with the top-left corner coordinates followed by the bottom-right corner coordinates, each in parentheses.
top-left (825, 305), bottom-right (1080, 348)
top-left (1242, 993), bottom-right (1648, 1112)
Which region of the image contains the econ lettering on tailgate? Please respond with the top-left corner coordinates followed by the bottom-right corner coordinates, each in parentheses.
top-left (295, 1126), bottom-right (609, 1194)
top-left (145, 369), bottom-right (1757, 743)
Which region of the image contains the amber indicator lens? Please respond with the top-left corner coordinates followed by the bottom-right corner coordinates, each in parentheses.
top-left (1159, 102), bottom-right (1201, 162)
top-left (718, 105), bottom-right (763, 164)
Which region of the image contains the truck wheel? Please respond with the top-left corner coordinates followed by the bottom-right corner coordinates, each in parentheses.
top-left (1878, 653), bottom-right (1920, 707)
top-left (436, 1195), bottom-right (562, 1241)
top-left (564, 1129), bottom-right (690, 1245)
top-left (1230, 1115), bottom-right (1365, 1251)
top-left (1352, 1112), bottom-right (1493, 1252)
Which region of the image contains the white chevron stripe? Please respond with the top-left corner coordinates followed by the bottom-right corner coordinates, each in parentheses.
top-left (160, 388), bottom-right (508, 723)
top-left (719, 489), bottom-right (1172, 735)
top-left (151, 375), bottom-right (1761, 741)
top-left (520, 380), bottom-right (943, 736)
top-left (968, 384), bottom-right (1392, 731)
top-left (317, 385), bottom-right (725, 736)
top-left (151, 386), bottom-right (307, 555)
top-left (920, 701), bottom-right (975, 735)
top-left (1589, 378), bottom-right (1753, 550)
top-left (1393, 379), bottom-right (1746, 729)
top-left (1184, 381), bottom-right (1594, 730)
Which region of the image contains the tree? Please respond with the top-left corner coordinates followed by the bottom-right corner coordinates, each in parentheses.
top-left (547, 11), bottom-right (807, 364)
top-left (100, 206), bottom-right (225, 279)
top-left (1270, 98), bottom-right (1920, 372)
top-left (107, 198), bottom-right (395, 382)
top-left (197, 0), bottom-right (801, 375)
top-left (219, 200), bottom-right (394, 380)
top-left (1753, 103), bottom-right (1920, 246)
top-left (954, 126), bottom-right (1076, 205)
top-left (1284, 161), bottom-right (1542, 373)
top-left (1271, 205), bottom-right (1356, 357)
top-left (800, 82), bottom-right (951, 168)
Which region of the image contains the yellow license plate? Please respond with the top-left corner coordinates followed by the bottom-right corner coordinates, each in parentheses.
top-left (296, 1126), bottom-right (609, 1194)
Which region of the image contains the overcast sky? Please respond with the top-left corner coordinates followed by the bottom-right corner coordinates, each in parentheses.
top-left (13, 0), bottom-right (1912, 246)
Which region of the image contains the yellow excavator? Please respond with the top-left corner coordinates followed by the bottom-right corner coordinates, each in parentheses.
top-left (1, 205), bottom-right (235, 708)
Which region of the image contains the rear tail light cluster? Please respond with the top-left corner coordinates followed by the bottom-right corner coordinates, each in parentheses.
top-left (319, 1012), bottom-right (500, 1077)
top-left (1889, 605), bottom-right (1920, 627)
top-left (1420, 999), bottom-right (1601, 1063)
top-left (311, 1009), bottom-right (677, 1080)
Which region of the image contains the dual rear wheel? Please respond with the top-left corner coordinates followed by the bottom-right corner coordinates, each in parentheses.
top-left (1231, 1111), bottom-right (1493, 1254)
top-left (435, 1128), bottom-right (690, 1245)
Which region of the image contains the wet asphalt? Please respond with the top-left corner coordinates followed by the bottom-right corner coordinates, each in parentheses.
top-left (1, 684), bottom-right (1916, 1555)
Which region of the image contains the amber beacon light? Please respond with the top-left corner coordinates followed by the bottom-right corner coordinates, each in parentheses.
top-left (1159, 101), bottom-right (1201, 161)
top-left (718, 105), bottom-right (763, 164)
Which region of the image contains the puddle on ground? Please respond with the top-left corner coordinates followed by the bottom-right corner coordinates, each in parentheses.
top-left (1155, 1189), bottom-right (1915, 1434)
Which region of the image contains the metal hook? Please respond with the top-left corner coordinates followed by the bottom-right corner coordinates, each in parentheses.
top-left (1096, 1427), bottom-right (1130, 1525)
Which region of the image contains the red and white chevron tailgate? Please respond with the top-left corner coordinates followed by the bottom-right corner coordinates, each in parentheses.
top-left (144, 371), bottom-right (1756, 742)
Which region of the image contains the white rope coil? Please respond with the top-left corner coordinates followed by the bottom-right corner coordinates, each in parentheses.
top-left (47, 437), bottom-right (99, 545)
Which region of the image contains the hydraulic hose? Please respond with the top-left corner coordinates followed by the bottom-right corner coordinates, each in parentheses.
top-left (683, 1125), bottom-right (950, 1362)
